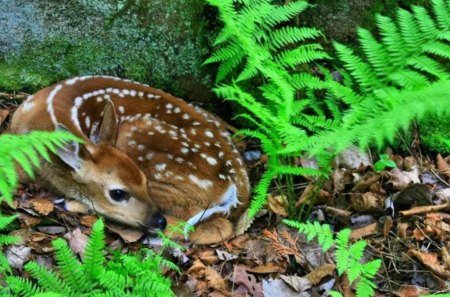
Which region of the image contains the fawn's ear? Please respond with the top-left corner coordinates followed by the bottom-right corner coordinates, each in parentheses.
top-left (90, 100), bottom-right (118, 146)
top-left (55, 124), bottom-right (92, 171)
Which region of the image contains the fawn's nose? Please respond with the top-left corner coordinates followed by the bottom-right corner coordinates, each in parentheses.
top-left (149, 212), bottom-right (167, 231)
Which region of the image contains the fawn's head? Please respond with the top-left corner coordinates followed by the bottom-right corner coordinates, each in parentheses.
top-left (55, 100), bottom-right (166, 232)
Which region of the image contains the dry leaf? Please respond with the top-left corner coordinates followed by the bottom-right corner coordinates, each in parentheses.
top-left (436, 154), bottom-right (450, 179)
top-left (247, 262), bottom-right (282, 274)
top-left (412, 228), bottom-right (425, 241)
top-left (80, 215), bottom-right (98, 227)
top-left (393, 286), bottom-right (429, 297)
top-left (409, 249), bottom-right (450, 278)
top-left (205, 266), bottom-right (227, 291)
top-left (305, 263), bottom-right (336, 285)
top-left (267, 195), bottom-right (288, 217)
top-left (262, 279), bottom-right (299, 297)
top-left (196, 249), bottom-right (219, 265)
top-left (6, 245), bottom-right (31, 271)
top-left (231, 265), bottom-right (263, 297)
top-left (0, 109), bottom-right (9, 126)
top-left (235, 208), bottom-right (255, 236)
top-left (64, 229), bottom-right (89, 257)
top-left (187, 259), bottom-right (206, 279)
top-left (352, 172), bottom-right (381, 192)
top-left (280, 275), bottom-right (311, 292)
top-left (383, 216), bottom-right (393, 239)
top-left (397, 223), bottom-right (409, 238)
top-left (107, 224), bottom-right (144, 243)
top-left (388, 168), bottom-right (420, 190)
top-left (332, 168), bottom-right (347, 194)
top-left (350, 223), bottom-right (378, 240)
top-left (441, 246), bottom-right (450, 270)
top-left (30, 197), bottom-right (54, 215)
top-left (350, 192), bottom-right (382, 212)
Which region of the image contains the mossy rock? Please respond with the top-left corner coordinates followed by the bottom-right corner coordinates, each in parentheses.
top-left (0, 0), bottom-right (216, 103)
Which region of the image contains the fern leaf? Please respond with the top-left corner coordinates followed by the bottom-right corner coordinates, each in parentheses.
top-left (24, 261), bottom-right (73, 294)
top-left (249, 169), bottom-right (277, 217)
top-left (432, 0), bottom-right (450, 30)
top-left (263, 1), bottom-right (310, 27)
top-left (83, 219), bottom-right (106, 283)
top-left (52, 238), bottom-right (89, 292)
top-left (269, 26), bottom-right (322, 49)
top-left (413, 5), bottom-right (439, 36)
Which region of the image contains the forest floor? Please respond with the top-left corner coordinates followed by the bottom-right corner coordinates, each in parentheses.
top-left (1, 93), bottom-right (450, 297)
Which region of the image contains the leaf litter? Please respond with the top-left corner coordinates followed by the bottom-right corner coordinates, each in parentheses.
top-left (2, 100), bottom-right (450, 296)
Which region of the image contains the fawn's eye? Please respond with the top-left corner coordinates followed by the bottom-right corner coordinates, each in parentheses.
top-left (109, 189), bottom-right (130, 202)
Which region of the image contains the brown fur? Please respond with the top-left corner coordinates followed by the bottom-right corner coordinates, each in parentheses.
top-left (9, 76), bottom-right (250, 243)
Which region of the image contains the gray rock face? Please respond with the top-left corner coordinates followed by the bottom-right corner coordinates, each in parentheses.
top-left (0, 0), bottom-right (45, 54)
top-left (0, 0), bottom-right (215, 102)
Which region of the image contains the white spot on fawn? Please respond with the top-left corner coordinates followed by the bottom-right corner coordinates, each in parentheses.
top-left (85, 116), bottom-right (91, 128)
top-left (137, 144), bottom-right (145, 151)
top-left (205, 130), bottom-right (214, 138)
top-left (118, 106), bottom-right (125, 113)
top-left (188, 175), bottom-right (213, 189)
top-left (156, 163), bottom-right (167, 171)
top-left (181, 147), bottom-right (189, 154)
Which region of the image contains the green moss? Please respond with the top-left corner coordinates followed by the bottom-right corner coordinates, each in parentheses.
top-left (0, 0), bottom-right (215, 101)
top-left (418, 116), bottom-right (450, 154)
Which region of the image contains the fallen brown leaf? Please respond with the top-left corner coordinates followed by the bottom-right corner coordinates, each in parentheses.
top-left (388, 168), bottom-right (420, 190)
top-left (267, 195), bottom-right (288, 217)
top-left (80, 215), bottom-right (98, 227)
top-left (205, 266), bottom-right (227, 291)
top-left (436, 154), bottom-right (450, 179)
top-left (0, 109), bottom-right (9, 126)
top-left (409, 249), bottom-right (450, 278)
top-left (350, 223), bottom-right (378, 240)
top-left (397, 222), bottom-right (409, 238)
top-left (30, 197), bottom-right (54, 215)
top-left (280, 274), bottom-right (311, 292)
top-left (350, 192), bottom-right (382, 212)
top-left (305, 263), bottom-right (336, 285)
top-left (107, 224), bottom-right (144, 243)
top-left (65, 229), bottom-right (89, 257)
top-left (383, 216), bottom-right (393, 239)
top-left (231, 265), bottom-right (263, 297)
top-left (247, 262), bottom-right (283, 274)
top-left (393, 285), bottom-right (429, 297)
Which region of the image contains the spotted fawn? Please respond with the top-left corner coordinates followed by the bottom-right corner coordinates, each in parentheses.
top-left (9, 76), bottom-right (250, 244)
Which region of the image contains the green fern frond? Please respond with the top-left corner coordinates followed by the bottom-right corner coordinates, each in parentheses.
top-left (24, 261), bottom-right (72, 295)
top-left (0, 131), bottom-right (83, 204)
top-left (5, 276), bottom-right (45, 296)
top-left (249, 169), bottom-right (277, 217)
top-left (52, 238), bottom-right (89, 292)
top-left (263, 1), bottom-right (310, 27)
top-left (269, 27), bottom-right (323, 49)
top-left (83, 219), bottom-right (106, 283)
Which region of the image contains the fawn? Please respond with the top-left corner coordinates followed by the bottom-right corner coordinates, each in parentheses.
top-left (9, 76), bottom-right (250, 244)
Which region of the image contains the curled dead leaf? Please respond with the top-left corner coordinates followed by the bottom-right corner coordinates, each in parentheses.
top-left (393, 285), bottom-right (429, 297)
top-left (30, 197), bottom-right (54, 215)
top-left (267, 195), bottom-right (288, 217)
top-left (350, 223), bottom-right (378, 240)
top-left (387, 168), bottom-right (420, 191)
top-left (280, 274), bottom-right (311, 292)
top-left (305, 263), bottom-right (336, 285)
top-left (397, 223), bottom-right (409, 238)
top-left (350, 192), bottom-right (383, 212)
top-left (409, 249), bottom-right (450, 278)
top-left (436, 154), bottom-right (450, 179)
